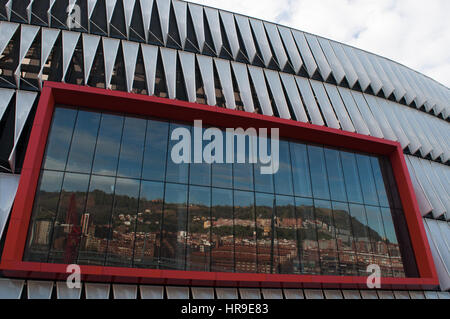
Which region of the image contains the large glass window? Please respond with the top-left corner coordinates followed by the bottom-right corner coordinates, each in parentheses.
top-left (24, 106), bottom-right (418, 278)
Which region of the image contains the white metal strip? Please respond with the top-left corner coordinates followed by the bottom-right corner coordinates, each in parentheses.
top-left (329, 41), bottom-right (358, 88)
top-left (102, 37), bottom-right (120, 89)
top-left (82, 33), bottom-right (101, 85)
top-left (323, 83), bottom-right (356, 133)
top-left (363, 94), bottom-right (397, 141)
top-left (61, 31), bottom-right (81, 82)
top-left (317, 37), bottom-right (346, 84)
top-left (140, 0), bottom-right (154, 42)
top-left (264, 22), bottom-right (288, 69)
top-left (39, 28), bottom-right (60, 84)
top-left (0, 278), bottom-right (24, 299)
top-left (239, 288), bottom-right (261, 299)
top-left (341, 45), bottom-right (371, 91)
top-left (166, 286), bottom-right (189, 299)
top-left (188, 3), bottom-right (205, 52)
top-left (354, 49), bottom-right (383, 95)
top-left (376, 99), bottom-right (410, 149)
top-left (113, 284), bottom-right (138, 299)
top-left (156, 0), bottom-right (170, 45)
top-left (304, 33), bottom-right (332, 81)
top-left (0, 88), bottom-right (14, 123)
top-left (178, 51), bottom-right (196, 103)
top-left (214, 58), bottom-right (236, 109)
top-left (405, 156), bottom-right (433, 216)
top-left (122, 40), bottom-right (139, 92)
top-left (204, 7), bottom-right (222, 55)
top-left (140, 285), bottom-right (164, 299)
top-left (295, 76), bottom-right (324, 126)
top-left (219, 11), bottom-right (239, 59)
top-left (85, 283), bottom-right (110, 299)
top-left (173, 0), bottom-right (187, 48)
top-left (192, 287), bottom-right (214, 299)
top-left (105, 0), bottom-right (117, 36)
top-left (231, 61), bottom-right (255, 113)
top-left (27, 281), bottom-right (53, 299)
top-left (249, 18), bottom-right (272, 67)
top-left (160, 47), bottom-right (177, 99)
top-left (0, 173), bottom-right (20, 240)
top-left (350, 91), bottom-right (384, 138)
top-left (56, 282), bottom-right (82, 299)
top-left (261, 289), bottom-right (283, 299)
top-left (215, 288), bottom-right (238, 299)
top-left (248, 66), bottom-right (273, 116)
top-left (197, 54), bottom-right (216, 106)
top-left (278, 26), bottom-right (303, 74)
top-left (235, 15), bottom-right (257, 62)
top-left (123, 0), bottom-right (136, 39)
top-left (264, 69), bottom-right (291, 119)
top-left (337, 87), bottom-right (370, 136)
top-left (310, 80), bottom-right (340, 129)
top-left (280, 73), bottom-right (308, 123)
top-left (141, 43), bottom-right (158, 95)
top-left (0, 22), bottom-right (19, 55)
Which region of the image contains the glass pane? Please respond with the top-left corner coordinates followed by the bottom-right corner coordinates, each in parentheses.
top-left (211, 188), bottom-right (234, 272)
top-left (48, 173), bottom-right (90, 264)
top-left (274, 195), bottom-right (300, 274)
top-left (234, 190), bottom-right (256, 273)
top-left (324, 148), bottom-right (347, 202)
top-left (381, 208), bottom-right (406, 277)
top-left (160, 183), bottom-right (188, 270)
top-left (66, 110), bottom-right (101, 173)
top-left (233, 132), bottom-right (254, 191)
top-left (255, 192), bottom-right (274, 273)
top-left (24, 170), bottom-right (64, 262)
top-left (290, 142), bottom-right (312, 198)
top-left (165, 123), bottom-right (190, 184)
top-left (364, 205), bottom-right (392, 277)
top-left (314, 199), bottom-right (339, 275)
top-left (133, 181), bottom-right (164, 268)
top-left (340, 151), bottom-right (364, 204)
top-left (332, 201), bottom-right (357, 276)
top-left (348, 204), bottom-right (373, 275)
top-left (134, 181), bottom-right (164, 268)
top-left (273, 141), bottom-right (294, 196)
top-left (370, 157), bottom-right (390, 207)
top-left (142, 119), bottom-right (169, 182)
top-left (77, 175), bottom-right (115, 266)
top-left (43, 108), bottom-right (77, 171)
top-left (295, 197), bottom-right (320, 275)
top-left (356, 154), bottom-right (379, 206)
top-left (254, 136), bottom-right (274, 194)
top-left (186, 186), bottom-right (211, 271)
top-left (117, 117), bottom-right (146, 178)
top-left (190, 127), bottom-right (211, 186)
top-left (106, 178), bottom-right (140, 267)
top-left (308, 145), bottom-right (330, 200)
top-left (92, 113), bottom-right (124, 176)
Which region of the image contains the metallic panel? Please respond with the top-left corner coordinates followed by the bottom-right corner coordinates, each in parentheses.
top-left (214, 58), bottom-right (236, 109)
top-left (423, 291), bottom-right (439, 299)
top-left (364, 95), bottom-right (397, 142)
top-left (102, 37), bottom-right (120, 89)
top-left (197, 54), bottom-right (216, 106)
top-left (204, 7), bottom-right (222, 55)
top-left (215, 288), bottom-right (238, 299)
top-left (264, 22), bottom-right (288, 69)
top-left (317, 37), bottom-right (346, 84)
top-left (424, 219), bottom-right (450, 291)
top-left (422, 160), bottom-right (450, 214)
top-left (409, 156), bottom-right (445, 218)
top-left (310, 80), bottom-right (340, 129)
top-left (178, 51), bottom-right (196, 103)
top-left (337, 87), bottom-right (370, 136)
top-left (39, 28), bottom-right (60, 84)
top-left (220, 11), bottom-right (240, 59)
top-left (409, 291), bottom-right (425, 299)
top-left (280, 73), bottom-right (308, 123)
top-left (173, 0), bottom-right (187, 48)
top-left (341, 45), bottom-right (371, 91)
top-left (27, 281), bottom-right (53, 299)
top-left (141, 43), bottom-right (158, 95)
top-left (350, 91), bottom-right (383, 138)
top-left (283, 289), bottom-right (304, 299)
top-left (82, 33), bottom-right (101, 85)
top-left (62, 31), bottom-right (81, 82)
top-left (261, 289), bottom-right (283, 299)
top-left (85, 283), bottom-right (110, 299)
top-left (354, 49), bottom-right (383, 95)
top-left (389, 102), bottom-right (421, 154)
top-left (166, 286), bottom-right (189, 299)
top-left (16, 24), bottom-right (40, 86)
top-left (0, 278), bottom-right (24, 299)
top-left (438, 292), bottom-right (450, 299)
top-left (156, 0), bottom-right (170, 45)
top-left (329, 41), bottom-right (358, 88)
top-left (366, 53), bottom-right (395, 98)
top-left (0, 173), bottom-right (20, 240)
top-left (235, 14), bottom-right (257, 62)
top-left (401, 67), bottom-right (427, 108)
top-left (88, 0), bottom-right (97, 20)
top-left (278, 26), bottom-right (303, 74)
top-left (140, 0), bottom-right (154, 42)
top-left (122, 41), bottom-right (139, 93)
top-left (56, 282), bottom-right (82, 299)
top-left (304, 33), bottom-right (332, 81)
top-left (0, 88), bottom-right (14, 122)
top-left (376, 99), bottom-right (410, 149)
top-left (249, 18), bottom-right (273, 67)
top-left (323, 290), bottom-right (343, 299)
top-left (419, 115), bottom-right (444, 161)
top-left (291, 31), bottom-right (318, 77)
top-left (123, 0), bottom-right (136, 39)
top-left (294, 76), bottom-right (324, 126)
top-left (191, 287), bottom-right (214, 299)
top-left (304, 289), bottom-right (324, 299)
top-left (231, 61), bottom-right (255, 112)
top-left (140, 285), bottom-right (164, 299)
top-left (9, 90), bottom-right (37, 171)
top-left (377, 291), bottom-right (395, 299)
top-left (113, 284), bottom-right (138, 299)
top-left (160, 47), bottom-right (177, 99)
top-left (342, 290), bottom-right (361, 299)
top-left (390, 62), bottom-right (416, 105)
top-left (0, 22), bottom-right (19, 55)
top-left (377, 57), bottom-right (406, 102)
top-left (360, 290), bottom-right (378, 299)
top-left (105, 0), bottom-right (117, 36)
top-left (402, 108), bottom-right (433, 158)
top-left (264, 69), bottom-right (291, 119)
top-left (405, 156), bottom-right (433, 216)
top-left (188, 3), bottom-right (205, 52)
top-left (248, 65), bottom-right (273, 116)
top-left (323, 83), bottom-right (356, 132)
top-left (239, 288), bottom-right (261, 299)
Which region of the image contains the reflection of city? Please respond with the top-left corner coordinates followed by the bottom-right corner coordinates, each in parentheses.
top-left (26, 189), bottom-right (405, 278)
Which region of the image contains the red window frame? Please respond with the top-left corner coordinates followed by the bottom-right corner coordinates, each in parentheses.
top-left (0, 81), bottom-right (439, 290)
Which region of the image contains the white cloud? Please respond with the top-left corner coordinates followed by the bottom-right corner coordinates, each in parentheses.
top-left (188, 0), bottom-right (450, 88)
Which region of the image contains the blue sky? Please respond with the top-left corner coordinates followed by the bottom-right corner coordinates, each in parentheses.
top-left (189, 0), bottom-right (450, 88)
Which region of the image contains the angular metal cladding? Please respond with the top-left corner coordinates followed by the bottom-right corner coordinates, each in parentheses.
top-left (122, 40), bottom-right (140, 92)
top-left (178, 51), bottom-right (196, 103)
top-left (197, 54), bottom-right (216, 106)
top-left (82, 33), bottom-right (101, 85)
top-left (141, 43), bottom-right (158, 95)
top-left (160, 47), bottom-right (177, 99)
top-left (231, 61), bottom-right (255, 113)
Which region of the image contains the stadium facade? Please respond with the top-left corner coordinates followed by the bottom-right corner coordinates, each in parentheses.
top-left (0, 0), bottom-right (449, 299)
